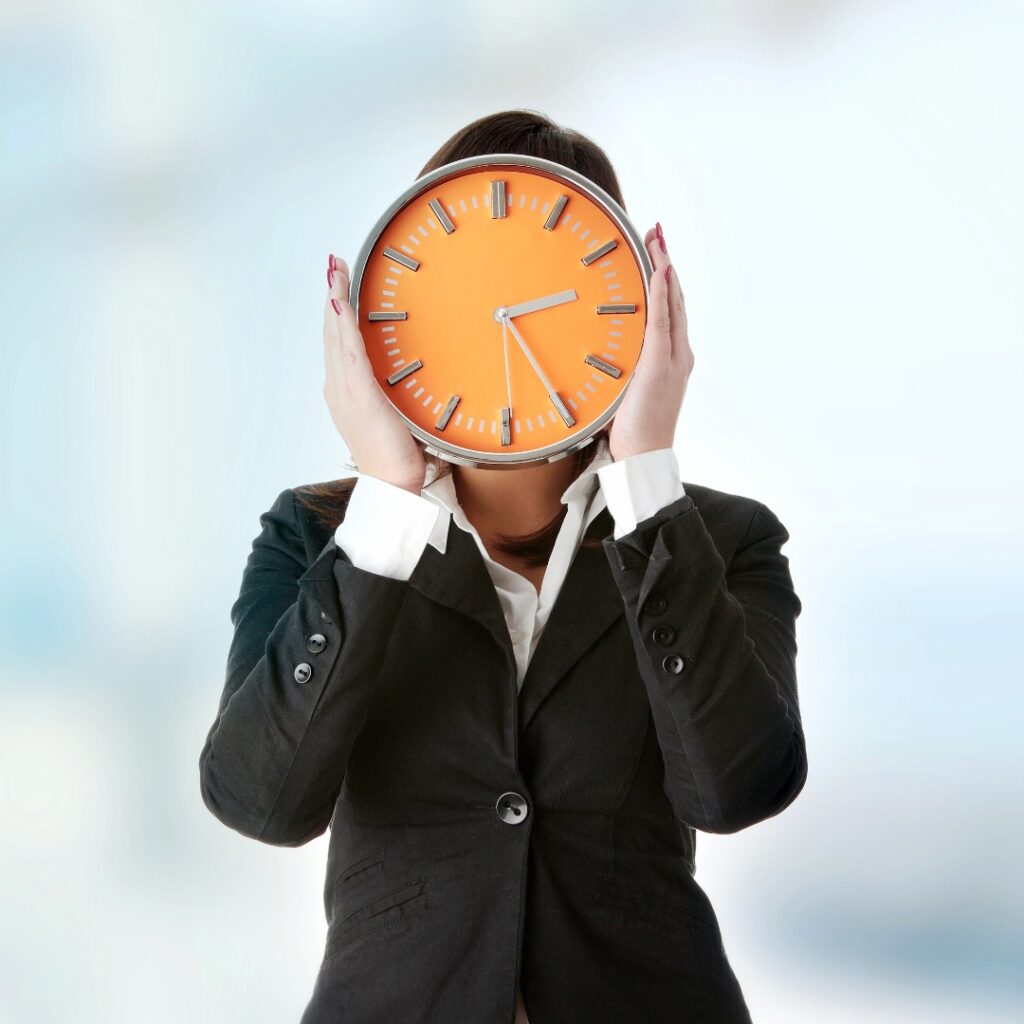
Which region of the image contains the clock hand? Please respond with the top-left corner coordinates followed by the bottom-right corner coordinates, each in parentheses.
top-left (501, 318), bottom-right (513, 446)
top-left (499, 311), bottom-right (576, 428)
top-left (503, 288), bottom-right (578, 320)
top-left (502, 319), bottom-right (513, 410)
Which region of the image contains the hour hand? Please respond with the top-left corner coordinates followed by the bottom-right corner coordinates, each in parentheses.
top-left (503, 289), bottom-right (577, 320)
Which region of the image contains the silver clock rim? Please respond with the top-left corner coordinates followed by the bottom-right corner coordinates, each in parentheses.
top-left (347, 151), bottom-right (654, 469)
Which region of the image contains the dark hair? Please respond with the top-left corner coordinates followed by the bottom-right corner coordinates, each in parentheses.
top-left (297, 109), bottom-right (625, 566)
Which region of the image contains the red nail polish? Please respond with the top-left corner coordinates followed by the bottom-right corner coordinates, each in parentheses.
top-left (327, 267), bottom-right (334, 287)
top-left (329, 254), bottom-right (338, 272)
top-left (656, 221), bottom-right (666, 254)
top-left (664, 264), bottom-right (672, 283)
top-left (331, 298), bottom-right (342, 315)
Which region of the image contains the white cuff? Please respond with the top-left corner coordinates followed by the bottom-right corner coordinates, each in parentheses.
top-left (596, 447), bottom-right (686, 540)
top-left (333, 474), bottom-right (441, 581)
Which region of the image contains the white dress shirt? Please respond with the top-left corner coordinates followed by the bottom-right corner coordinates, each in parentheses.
top-left (332, 434), bottom-right (685, 1024)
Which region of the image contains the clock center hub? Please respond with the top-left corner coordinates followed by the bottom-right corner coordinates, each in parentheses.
top-left (493, 306), bottom-right (509, 323)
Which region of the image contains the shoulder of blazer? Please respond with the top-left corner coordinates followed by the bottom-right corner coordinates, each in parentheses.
top-left (285, 477), bottom-right (357, 568)
top-left (677, 480), bottom-right (773, 558)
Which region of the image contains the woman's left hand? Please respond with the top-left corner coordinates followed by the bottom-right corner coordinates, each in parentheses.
top-left (607, 222), bottom-right (694, 462)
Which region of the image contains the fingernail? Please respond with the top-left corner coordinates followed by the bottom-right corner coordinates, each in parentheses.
top-left (664, 264), bottom-right (672, 283)
top-left (327, 266), bottom-right (334, 287)
top-left (331, 298), bottom-right (342, 315)
top-left (329, 254), bottom-right (338, 272)
top-left (656, 221), bottom-right (666, 254)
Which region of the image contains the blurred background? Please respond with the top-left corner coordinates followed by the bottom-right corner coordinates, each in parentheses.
top-left (2, 0), bottom-right (1021, 1020)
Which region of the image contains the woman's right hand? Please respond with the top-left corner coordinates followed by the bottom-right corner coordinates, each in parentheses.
top-left (323, 254), bottom-right (427, 494)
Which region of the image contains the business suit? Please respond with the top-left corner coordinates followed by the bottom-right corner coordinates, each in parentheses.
top-left (199, 476), bottom-right (807, 1023)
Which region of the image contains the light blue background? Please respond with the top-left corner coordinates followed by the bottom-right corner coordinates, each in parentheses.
top-left (1, 1), bottom-right (1021, 1020)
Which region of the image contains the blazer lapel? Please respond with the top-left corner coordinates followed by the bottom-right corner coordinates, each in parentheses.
top-left (407, 513), bottom-right (518, 679)
top-left (406, 504), bottom-right (626, 737)
top-left (517, 504), bottom-right (623, 735)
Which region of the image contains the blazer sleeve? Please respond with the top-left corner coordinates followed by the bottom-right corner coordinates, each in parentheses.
top-left (198, 486), bottom-right (413, 847)
top-left (602, 494), bottom-right (807, 835)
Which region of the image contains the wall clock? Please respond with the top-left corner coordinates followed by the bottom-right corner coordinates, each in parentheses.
top-left (348, 152), bottom-right (653, 468)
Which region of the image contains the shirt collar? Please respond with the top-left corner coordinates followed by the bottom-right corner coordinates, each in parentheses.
top-left (559, 432), bottom-right (613, 504)
top-left (419, 434), bottom-right (612, 551)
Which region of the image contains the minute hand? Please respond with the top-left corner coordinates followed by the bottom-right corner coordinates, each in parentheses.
top-left (499, 312), bottom-right (576, 428)
top-left (504, 289), bottom-right (577, 319)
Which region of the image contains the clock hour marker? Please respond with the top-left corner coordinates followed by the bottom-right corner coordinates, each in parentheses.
top-left (542, 194), bottom-right (569, 231)
top-left (386, 359), bottom-right (422, 385)
top-left (581, 239), bottom-right (618, 265)
top-left (382, 246), bottom-right (420, 271)
top-left (368, 311), bottom-right (408, 321)
top-left (596, 303), bottom-right (636, 314)
top-left (500, 407), bottom-right (511, 446)
top-left (428, 198), bottom-right (455, 234)
top-left (551, 393), bottom-right (575, 428)
top-left (490, 180), bottom-right (507, 218)
top-left (436, 394), bottom-right (460, 430)
top-left (584, 354), bottom-right (622, 379)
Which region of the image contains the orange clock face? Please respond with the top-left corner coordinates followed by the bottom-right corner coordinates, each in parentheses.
top-left (350, 154), bottom-right (651, 466)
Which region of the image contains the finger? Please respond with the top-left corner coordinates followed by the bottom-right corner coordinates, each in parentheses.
top-left (325, 258), bottom-right (381, 397)
top-left (328, 256), bottom-right (349, 316)
top-left (327, 253), bottom-right (351, 288)
top-left (323, 271), bottom-right (342, 353)
top-left (328, 256), bottom-right (351, 312)
top-left (640, 252), bottom-right (673, 370)
top-left (328, 265), bottom-right (362, 356)
top-left (648, 225), bottom-right (688, 362)
top-left (646, 232), bottom-right (668, 276)
top-left (323, 254), bottom-right (338, 327)
top-left (326, 260), bottom-right (363, 366)
top-left (324, 254), bottom-right (353, 377)
top-left (670, 267), bottom-right (688, 336)
top-left (323, 257), bottom-right (342, 380)
top-left (654, 228), bottom-right (690, 361)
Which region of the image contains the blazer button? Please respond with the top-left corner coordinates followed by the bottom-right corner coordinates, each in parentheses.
top-left (294, 663), bottom-right (313, 684)
top-left (651, 625), bottom-right (676, 646)
top-left (496, 791), bottom-right (529, 825)
top-left (643, 593), bottom-right (668, 616)
top-left (307, 633), bottom-right (327, 654)
top-left (662, 654), bottom-right (687, 674)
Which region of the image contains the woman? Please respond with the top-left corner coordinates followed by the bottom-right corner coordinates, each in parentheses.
top-left (199, 110), bottom-right (807, 1024)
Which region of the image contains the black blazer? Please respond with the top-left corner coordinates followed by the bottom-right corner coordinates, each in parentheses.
top-left (199, 478), bottom-right (807, 1024)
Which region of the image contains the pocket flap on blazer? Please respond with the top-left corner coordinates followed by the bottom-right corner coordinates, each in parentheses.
top-left (334, 848), bottom-right (385, 895)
